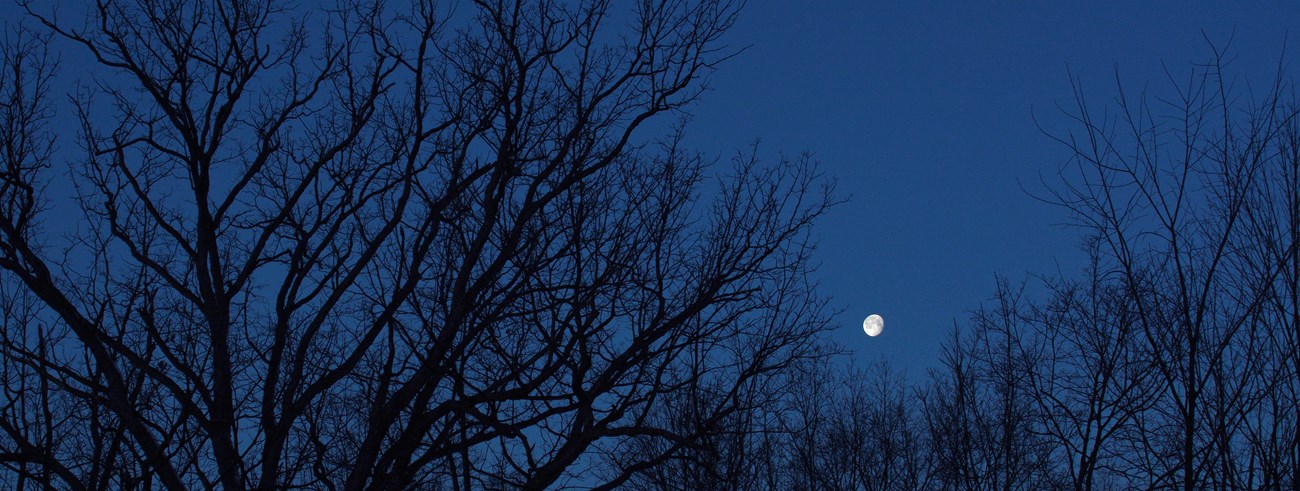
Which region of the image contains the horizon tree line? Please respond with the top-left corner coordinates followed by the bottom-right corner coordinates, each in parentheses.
top-left (2, 1), bottom-right (1299, 490)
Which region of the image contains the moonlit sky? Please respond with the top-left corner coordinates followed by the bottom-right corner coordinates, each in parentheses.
top-left (680, 2), bottom-right (1300, 379)
top-left (4, 2), bottom-right (1299, 381)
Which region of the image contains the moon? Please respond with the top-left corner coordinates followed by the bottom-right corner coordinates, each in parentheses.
top-left (863, 314), bottom-right (884, 337)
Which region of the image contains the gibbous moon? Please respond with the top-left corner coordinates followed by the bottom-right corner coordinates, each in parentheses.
top-left (863, 314), bottom-right (884, 337)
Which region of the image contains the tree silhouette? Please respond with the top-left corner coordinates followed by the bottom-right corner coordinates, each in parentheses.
top-left (0, 1), bottom-right (836, 489)
top-left (1022, 241), bottom-right (1160, 491)
top-left (1045, 47), bottom-right (1300, 490)
top-left (7, 2), bottom-right (1300, 490)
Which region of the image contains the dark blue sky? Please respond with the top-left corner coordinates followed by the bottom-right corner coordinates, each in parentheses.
top-left (681, 2), bottom-right (1300, 378)
top-left (6, 1), bottom-right (1299, 381)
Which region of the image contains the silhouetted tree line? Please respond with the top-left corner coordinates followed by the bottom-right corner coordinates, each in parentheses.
top-left (646, 49), bottom-right (1300, 491)
top-left (631, 46), bottom-right (1300, 491)
top-left (2, 0), bottom-right (1298, 489)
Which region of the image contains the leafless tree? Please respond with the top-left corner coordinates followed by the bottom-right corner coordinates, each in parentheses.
top-left (0, 1), bottom-right (837, 489)
top-left (907, 45), bottom-right (1300, 491)
top-left (754, 357), bottom-right (928, 491)
top-left (1021, 241), bottom-right (1160, 491)
top-left (922, 285), bottom-right (1058, 491)
top-left (829, 360), bottom-right (928, 491)
top-left (1234, 81), bottom-right (1300, 490)
top-left (921, 325), bottom-right (988, 491)
top-left (1045, 44), bottom-right (1300, 490)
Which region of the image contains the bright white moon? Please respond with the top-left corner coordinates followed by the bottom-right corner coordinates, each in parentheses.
top-left (863, 314), bottom-right (884, 337)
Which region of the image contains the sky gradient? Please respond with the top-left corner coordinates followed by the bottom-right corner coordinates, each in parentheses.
top-left (4, 0), bottom-right (1298, 381)
top-left (682, 2), bottom-right (1300, 378)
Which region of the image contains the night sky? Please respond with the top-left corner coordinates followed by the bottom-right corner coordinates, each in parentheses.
top-left (681, 2), bottom-right (1300, 378)
top-left (8, 2), bottom-right (1300, 487)
top-left (4, 1), bottom-right (1299, 379)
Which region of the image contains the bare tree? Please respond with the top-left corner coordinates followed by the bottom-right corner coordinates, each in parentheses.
top-left (921, 325), bottom-right (988, 491)
top-left (922, 285), bottom-right (1058, 491)
top-left (1020, 240), bottom-right (1160, 491)
top-left (1235, 84), bottom-right (1300, 490)
top-left (1045, 45), bottom-right (1300, 490)
top-left (0, 22), bottom-right (82, 491)
top-left (747, 356), bottom-right (928, 491)
top-left (0, 1), bottom-right (837, 489)
top-left (829, 360), bottom-right (928, 491)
